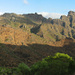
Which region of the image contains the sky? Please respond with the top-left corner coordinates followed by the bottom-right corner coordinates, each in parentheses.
top-left (0, 0), bottom-right (75, 19)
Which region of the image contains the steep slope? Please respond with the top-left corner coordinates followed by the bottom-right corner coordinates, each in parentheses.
top-left (30, 11), bottom-right (75, 41)
top-left (0, 26), bottom-right (54, 46)
top-left (0, 11), bottom-right (75, 67)
top-left (23, 13), bottom-right (44, 24)
top-left (1, 11), bottom-right (75, 42)
top-left (0, 26), bottom-right (30, 45)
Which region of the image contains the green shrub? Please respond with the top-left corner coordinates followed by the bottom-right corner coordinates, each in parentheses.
top-left (44, 53), bottom-right (75, 75)
top-left (0, 67), bottom-right (12, 75)
top-left (0, 53), bottom-right (75, 75)
top-left (68, 60), bottom-right (75, 74)
top-left (31, 60), bottom-right (49, 75)
top-left (46, 60), bottom-right (69, 75)
top-left (44, 52), bottom-right (73, 63)
top-left (31, 52), bottom-right (75, 75)
top-left (11, 67), bottom-right (22, 75)
top-left (54, 52), bottom-right (72, 60)
top-left (17, 63), bottom-right (31, 75)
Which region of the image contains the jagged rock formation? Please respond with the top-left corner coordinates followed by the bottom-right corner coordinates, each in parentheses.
top-left (30, 11), bottom-right (75, 41)
top-left (0, 11), bottom-right (75, 67)
top-left (0, 11), bottom-right (75, 42)
top-left (0, 25), bottom-right (53, 46)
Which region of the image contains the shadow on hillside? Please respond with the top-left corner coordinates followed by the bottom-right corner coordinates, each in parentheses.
top-left (0, 42), bottom-right (75, 67)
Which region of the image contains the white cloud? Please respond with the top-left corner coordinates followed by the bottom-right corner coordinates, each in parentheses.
top-left (0, 12), bottom-right (3, 15)
top-left (70, 9), bottom-right (75, 11)
top-left (38, 12), bottom-right (64, 19)
top-left (24, 0), bottom-right (28, 4)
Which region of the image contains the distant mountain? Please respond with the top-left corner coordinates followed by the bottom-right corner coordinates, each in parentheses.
top-left (0, 11), bottom-right (75, 42)
top-left (0, 11), bottom-right (75, 67)
top-left (30, 11), bottom-right (75, 41)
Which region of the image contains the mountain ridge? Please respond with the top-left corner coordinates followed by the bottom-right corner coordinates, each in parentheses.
top-left (0, 11), bottom-right (75, 67)
top-left (1, 11), bottom-right (75, 42)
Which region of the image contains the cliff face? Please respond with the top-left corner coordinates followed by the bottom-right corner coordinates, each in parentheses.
top-left (30, 11), bottom-right (75, 41)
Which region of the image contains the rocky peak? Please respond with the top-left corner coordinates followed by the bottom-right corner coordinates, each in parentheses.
top-left (51, 19), bottom-right (64, 26)
top-left (2, 13), bottom-right (17, 17)
top-left (68, 11), bottom-right (75, 16)
top-left (60, 15), bottom-right (67, 20)
top-left (23, 13), bottom-right (43, 19)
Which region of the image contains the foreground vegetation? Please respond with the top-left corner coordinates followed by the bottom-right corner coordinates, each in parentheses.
top-left (0, 52), bottom-right (75, 75)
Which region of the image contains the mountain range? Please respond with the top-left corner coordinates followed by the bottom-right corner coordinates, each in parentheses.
top-left (1, 11), bottom-right (75, 43)
top-left (0, 11), bottom-right (75, 67)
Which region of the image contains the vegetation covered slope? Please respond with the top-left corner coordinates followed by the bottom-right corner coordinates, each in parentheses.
top-left (0, 53), bottom-right (75, 75)
top-left (0, 11), bottom-right (75, 69)
top-left (30, 11), bottom-right (75, 41)
top-left (0, 37), bottom-right (75, 67)
top-left (0, 11), bottom-right (75, 42)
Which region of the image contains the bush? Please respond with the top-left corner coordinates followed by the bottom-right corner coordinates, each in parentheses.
top-left (54, 52), bottom-right (72, 60)
top-left (44, 52), bottom-right (73, 63)
top-left (31, 52), bottom-right (75, 75)
top-left (0, 67), bottom-right (12, 75)
top-left (31, 60), bottom-right (49, 75)
top-left (17, 63), bottom-right (31, 75)
top-left (0, 53), bottom-right (75, 75)
top-left (11, 67), bottom-right (22, 75)
top-left (45, 60), bottom-right (69, 75)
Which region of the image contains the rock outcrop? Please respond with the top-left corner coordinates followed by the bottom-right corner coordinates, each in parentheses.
top-left (1, 11), bottom-right (75, 42)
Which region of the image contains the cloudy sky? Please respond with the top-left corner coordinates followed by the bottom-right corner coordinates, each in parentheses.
top-left (0, 0), bottom-right (75, 19)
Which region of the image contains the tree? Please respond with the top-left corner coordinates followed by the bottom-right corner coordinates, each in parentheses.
top-left (31, 52), bottom-right (75, 75)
